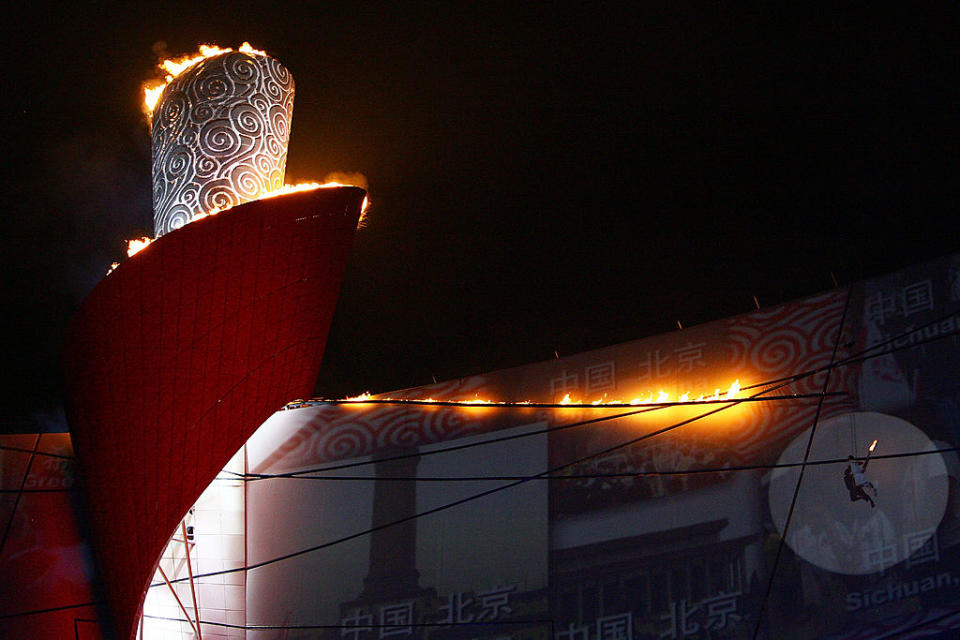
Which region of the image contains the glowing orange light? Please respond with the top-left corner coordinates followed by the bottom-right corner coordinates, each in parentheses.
top-left (324, 378), bottom-right (749, 408)
top-left (238, 42), bottom-right (266, 56)
top-left (126, 236), bottom-right (153, 258)
top-left (726, 379), bottom-right (740, 400)
top-left (143, 42), bottom-right (266, 119)
top-left (869, 439), bottom-right (878, 453)
top-left (345, 392), bottom-right (373, 402)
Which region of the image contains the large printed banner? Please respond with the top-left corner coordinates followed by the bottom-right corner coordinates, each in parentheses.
top-left (0, 433), bottom-right (104, 639)
top-left (243, 254), bottom-right (960, 639)
top-left (249, 288), bottom-right (852, 473)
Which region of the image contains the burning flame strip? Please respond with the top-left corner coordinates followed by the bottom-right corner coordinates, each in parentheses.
top-left (197, 183), bottom-right (369, 227)
top-left (251, 183), bottom-right (370, 224)
top-left (143, 42), bottom-right (267, 118)
top-left (303, 379), bottom-right (745, 408)
top-left (111, 183), bottom-right (370, 271)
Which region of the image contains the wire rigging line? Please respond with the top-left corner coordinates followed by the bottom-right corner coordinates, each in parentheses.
top-left (142, 606), bottom-right (960, 637)
top-left (752, 286), bottom-right (853, 640)
top-left (0, 434), bottom-right (41, 556)
top-left (235, 392), bottom-right (841, 481)
top-left (2, 300), bottom-right (955, 626)
top-left (0, 601), bottom-right (98, 620)
top-left (157, 370), bottom-right (820, 587)
top-left (737, 306), bottom-right (960, 394)
top-left (847, 414), bottom-right (857, 456)
top-left (158, 306), bottom-right (960, 588)
top-left (143, 606), bottom-right (960, 636)
top-left (874, 607), bottom-right (960, 639)
top-left (235, 403), bottom-right (669, 480)
top-left (240, 446), bottom-right (960, 482)
top-left (242, 309), bottom-right (960, 481)
top-left (0, 444), bottom-right (75, 460)
top-left (141, 615), bottom-right (554, 632)
top-left (304, 397), bottom-right (747, 409)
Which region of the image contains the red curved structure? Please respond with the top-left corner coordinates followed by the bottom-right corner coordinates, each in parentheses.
top-left (62, 186), bottom-right (365, 639)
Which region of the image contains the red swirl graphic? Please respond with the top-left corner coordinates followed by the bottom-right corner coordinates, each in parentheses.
top-left (319, 422), bottom-right (376, 460)
top-left (376, 411), bottom-right (431, 449)
top-left (751, 327), bottom-right (808, 373)
top-left (722, 289), bottom-right (848, 457)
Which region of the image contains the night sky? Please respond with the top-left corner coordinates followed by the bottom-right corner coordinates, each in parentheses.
top-left (3, 3), bottom-right (960, 432)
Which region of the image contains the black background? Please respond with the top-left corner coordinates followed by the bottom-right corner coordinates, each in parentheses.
top-left (3, 3), bottom-right (960, 431)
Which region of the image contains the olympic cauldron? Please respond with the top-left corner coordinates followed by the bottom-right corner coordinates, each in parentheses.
top-left (63, 48), bottom-right (364, 639)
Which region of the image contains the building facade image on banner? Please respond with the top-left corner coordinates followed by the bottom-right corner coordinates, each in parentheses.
top-left (238, 253), bottom-right (960, 640)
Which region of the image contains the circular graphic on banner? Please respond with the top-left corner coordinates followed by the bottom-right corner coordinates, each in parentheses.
top-left (768, 411), bottom-right (948, 575)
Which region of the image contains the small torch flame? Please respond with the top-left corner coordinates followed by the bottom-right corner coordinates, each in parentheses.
top-left (127, 237), bottom-right (153, 258)
top-left (726, 379), bottom-right (740, 400)
top-left (869, 439), bottom-right (878, 453)
top-left (238, 42), bottom-right (267, 56)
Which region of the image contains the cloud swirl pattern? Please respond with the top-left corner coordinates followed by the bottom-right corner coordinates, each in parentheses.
top-left (152, 52), bottom-right (294, 237)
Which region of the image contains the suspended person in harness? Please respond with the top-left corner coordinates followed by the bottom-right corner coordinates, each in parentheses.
top-left (844, 455), bottom-right (877, 508)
